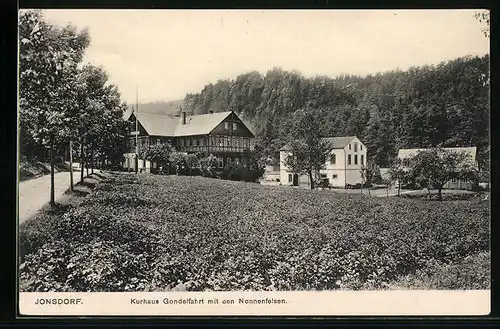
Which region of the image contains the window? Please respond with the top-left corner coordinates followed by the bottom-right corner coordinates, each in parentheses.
top-left (218, 158), bottom-right (224, 168)
top-left (211, 137), bottom-right (214, 146)
top-left (219, 137), bottom-right (223, 147)
top-left (225, 122), bottom-right (229, 130)
top-left (234, 158), bottom-right (239, 165)
top-left (179, 138), bottom-right (184, 147)
top-left (320, 173), bottom-right (327, 179)
top-left (354, 155), bottom-right (358, 165)
top-left (227, 157), bottom-right (232, 165)
top-left (360, 144), bottom-right (363, 151)
top-left (233, 122), bottom-right (237, 131)
top-left (332, 174), bottom-right (338, 179)
top-left (349, 144), bottom-right (351, 150)
top-left (361, 155), bottom-right (364, 166)
top-left (157, 139), bottom-right (161, 145)
top-left (288, 174), bottom-right (293, 182)
top-left (330, 153), bottom-right (336, 164)
top-left (451, 177), bottom-right (457, 183)
top-left (196, 138), bottom-right (200, 146)
top-left (348, 154), bottom-right (352, 165)
top-left (354, 143), bottom-right (358, 152)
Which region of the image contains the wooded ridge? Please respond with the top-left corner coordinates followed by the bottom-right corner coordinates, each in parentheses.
top-left (179, 55), bottom-right (489, 169)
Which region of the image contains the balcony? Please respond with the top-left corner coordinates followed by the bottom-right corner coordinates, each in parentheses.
top-left (177, 145), bottom-right (251, 154)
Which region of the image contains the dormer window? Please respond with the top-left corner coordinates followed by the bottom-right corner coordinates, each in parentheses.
top-left (225, 122), bottom-right (229, 130)
top-left (233, 122), bottom-right (237, 131)
top-left (349, 144), bottom-right (352, 150)
top-left (354, 143), bottom-right (358, 152)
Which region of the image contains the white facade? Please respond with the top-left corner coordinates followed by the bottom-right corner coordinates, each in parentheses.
top-left (279, 137), bottom-right (367, 187)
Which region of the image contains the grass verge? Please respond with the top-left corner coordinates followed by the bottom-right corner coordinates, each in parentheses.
top-left (19, 172), bottom-right (112, 262)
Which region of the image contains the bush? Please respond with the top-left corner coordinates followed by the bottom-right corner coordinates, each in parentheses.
top-left (392, 252), bottom-right (490, 289)
top-left (220, 164), bottom-right (262, 182)
top-left (19, 174), bottom-right (490, 292)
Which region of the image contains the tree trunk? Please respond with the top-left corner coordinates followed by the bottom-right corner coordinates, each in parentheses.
top-left (50, 144), bottom-right (55, 206)
top-left (437, 188), bottom-right (442, 201)
top-left (91, 147), bottom-right (94, 175)
top-left (69, 141), bottom-right (74, 191)
top-left (308, 171), bottom-right (314, 189)
top-left (80, 138), bottom-right (84, 183)
top-left (397, 179), bottom-right (401, 197)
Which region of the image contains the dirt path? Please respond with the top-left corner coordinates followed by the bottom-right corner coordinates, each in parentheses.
top-left (18, 170), bottom-right (81, 224)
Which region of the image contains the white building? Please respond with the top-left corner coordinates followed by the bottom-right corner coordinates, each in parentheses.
top-left (279, 136), bottom-right (367, 188)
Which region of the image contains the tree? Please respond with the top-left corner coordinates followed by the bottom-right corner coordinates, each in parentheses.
top-left (198, 154), bottom-right (218, 177)
top-left (474, 10), bottom-right (490, 38)
top-left (139, 142), bottom-right (174, 170)
top-left (388, 157), bottom-right (408, 197)
top-left (403, 147), bottom-right (477, 200)
top-left (282, 110), bottom-right (330, 189)
top-left (19, 10), bottom-right (90, 205)
top-left (360, 159), bottom-right (380, 195)
top-left (169, 152), bottom-right (188, 175)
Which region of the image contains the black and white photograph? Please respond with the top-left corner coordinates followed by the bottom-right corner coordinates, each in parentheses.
top-left (18, 9), bottom-right (490, 315)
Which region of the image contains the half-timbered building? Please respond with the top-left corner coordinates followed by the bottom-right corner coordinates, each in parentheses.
top-left (123, 110), bottom-right (255, 172)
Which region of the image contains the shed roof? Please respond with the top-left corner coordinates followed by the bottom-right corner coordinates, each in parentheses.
top-left (397, 147), bottom-right (477, 162)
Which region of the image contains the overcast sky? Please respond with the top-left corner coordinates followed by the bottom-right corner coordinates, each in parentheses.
top-left (41, 9), bottom-right (489, 104)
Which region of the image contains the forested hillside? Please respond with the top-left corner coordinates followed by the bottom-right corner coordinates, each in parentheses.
top-left (124, 99), bottom-right (183, 119)
top-left (182, 55), bottom-right (489, 168)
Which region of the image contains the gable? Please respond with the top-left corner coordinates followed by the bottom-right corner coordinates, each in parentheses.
top-left (342, 137), bottom-right (366, 151)
top-left (208, 112), bottom-right (255, 137)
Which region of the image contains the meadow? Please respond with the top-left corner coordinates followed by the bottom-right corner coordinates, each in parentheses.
top-left (19, 173), bottom-right (490, 292)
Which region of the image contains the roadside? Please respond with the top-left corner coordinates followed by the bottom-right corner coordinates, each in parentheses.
top-left (18, 169), bottom-right (98, 224)
top-left (19, 171), bottom-right (113, 262)
top-left (19, 159), bottom-right (80, 182)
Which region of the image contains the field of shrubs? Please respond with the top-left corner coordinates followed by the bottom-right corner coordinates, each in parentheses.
top-left (19, 173), bottom-right (490, 292)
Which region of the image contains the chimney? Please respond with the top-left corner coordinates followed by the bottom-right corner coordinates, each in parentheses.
top-left (181, 111), bottom-right (186, 124)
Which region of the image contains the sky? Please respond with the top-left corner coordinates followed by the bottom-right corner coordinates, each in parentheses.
top-left (40, 9), bottom-right (490, 104)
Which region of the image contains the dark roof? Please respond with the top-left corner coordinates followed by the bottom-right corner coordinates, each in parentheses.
top-left (127, 111), bottom-right (251, 137)
top-left (279, 136), bottom-right (358, 151)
